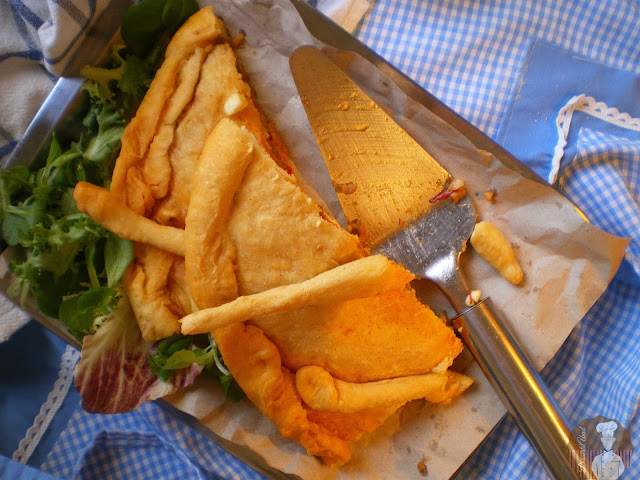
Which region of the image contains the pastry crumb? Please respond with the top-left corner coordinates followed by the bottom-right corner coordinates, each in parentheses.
top-left (347, 218), bottom-right (370, 244)
top-left (224, 92), bottom-right (248, 115)
top-left (231, 32), bottom-right (245, 48)
top-left (429, 178), bottom-right (466, 204)
top-left (470, 221), bottom-right (524, 285)
top-left (483, 190), bottom-right (496, 202)
top-left (332, 180), bottom-right (357, 195)
top-left (479, 149), bottom-right (493, 166)
top-left (417, 459), bottom-right (428, 476)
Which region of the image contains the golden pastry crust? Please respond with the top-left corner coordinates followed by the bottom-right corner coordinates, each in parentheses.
top-left (226, 140), bottom-right (363, 294)
top-left (254, 290), bottom-right (463, 383)
top-left (123, 244), bottom-right (186, 340)
top-left (183, 120), bottom-right (469, 464)
top-left (111, 7), bottom-right (228, 205)
top-left (213, 322), bottom-right (395, 466)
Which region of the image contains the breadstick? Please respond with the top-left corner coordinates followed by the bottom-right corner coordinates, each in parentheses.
top-left (180, 254), bottom-right (413, 334)
top-left (73, 182), bottom-right (185, 256)
top-left (470, 220), bottom-right (524, 284)
top-left (295, 365), bottom-right (473, 413)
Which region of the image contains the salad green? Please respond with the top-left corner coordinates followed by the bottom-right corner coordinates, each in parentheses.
top-left (0, 0), bottom-right (243, 402)
top-left (122, 0), bottom-right (199, 56)
top-left (148, 334), bottom-right (245, 402)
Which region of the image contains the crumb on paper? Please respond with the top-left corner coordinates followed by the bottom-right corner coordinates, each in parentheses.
top-left (483, 190), bottom-right (496, 202)
top-left (478, 149), bottom-right (493, 167)
top-left (232, 32), bottom-right (245, 48)
top-left (470, 221), bottom-right (524, 285)
top-left (417, 459), bottom-right (428, 476)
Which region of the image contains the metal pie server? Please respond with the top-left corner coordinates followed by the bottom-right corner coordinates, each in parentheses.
top-left (290, 45), bottom-right (585, 479)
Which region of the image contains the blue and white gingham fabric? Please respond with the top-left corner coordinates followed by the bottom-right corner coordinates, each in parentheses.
top-left (2, 0), bottom-right (640, 479)
top-left (357, 0), bottom-right (640, 138)
top-left (356, 1), bottom-right (640, 478)
top-left (40, 402), bottom-right (264, 480)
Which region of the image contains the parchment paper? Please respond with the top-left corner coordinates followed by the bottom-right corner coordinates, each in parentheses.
top-left (165, 0), bottom-right (629, 478)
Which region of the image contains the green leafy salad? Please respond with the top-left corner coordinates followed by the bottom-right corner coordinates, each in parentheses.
top-left (0, 0), bottom-right (244, 408)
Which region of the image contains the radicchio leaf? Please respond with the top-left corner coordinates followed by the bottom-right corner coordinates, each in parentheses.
top-left (74, 297), bottom-right (202, 413)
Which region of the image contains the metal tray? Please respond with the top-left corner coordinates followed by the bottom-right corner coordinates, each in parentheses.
top-left (1, 1), bottom-right (552, 477)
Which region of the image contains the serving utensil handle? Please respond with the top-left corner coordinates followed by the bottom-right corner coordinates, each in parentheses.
top-left (452, 297), bottom-right (587, 479)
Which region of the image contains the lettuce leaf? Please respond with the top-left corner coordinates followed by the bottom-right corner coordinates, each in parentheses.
top-left (80, 46), bottom-right (127, 103)
top-left (121, 0), bottom-right (199, 56)
top-left (148, 334), bottom-right (245, 402)
top-left (81, 44), bottom-right (156, 114)
top-left (59, 286), bottom-right (117, 340)
top-left (1, 64), bottom-right (131, 322)
top-left (75, 297), bottom-right (203, 413)
top-left (2, 0), bottom-right (240, 410)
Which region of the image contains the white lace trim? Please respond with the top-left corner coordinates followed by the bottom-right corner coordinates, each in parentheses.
top-left (12, 344), bottom-right (80, 464)
top-left (549, 94), bottom-right (640, 184)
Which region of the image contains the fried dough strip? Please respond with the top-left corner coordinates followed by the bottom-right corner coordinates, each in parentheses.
top-left (214, 322), bottom-right (395, 466)
top-left (111, 7), bottom-right (227, 203)
top-left (142, 47), bottom-right (208, 200)
top-left (123, 245), bottom-right (184, 339)
top-left (73, 182), bottom-right (185, 257)
top-left (180, 254), bottom-right (414, 333)
top-left (154, 44), bottom-right (253, 227)
top-left (470, 220), bottom-right (524, 284)
top-left (184, 118), bottom-right (255, 308)
top-left (295, 366), bottom-right (473, 414)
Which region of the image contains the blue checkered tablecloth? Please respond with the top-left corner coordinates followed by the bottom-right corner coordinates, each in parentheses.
top-left (1, 0), bottom-right (639, 479)
top-left (355, 1), bottom-right (640, 478)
